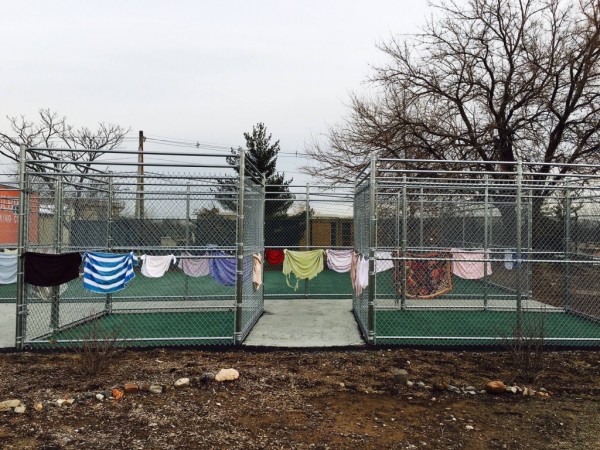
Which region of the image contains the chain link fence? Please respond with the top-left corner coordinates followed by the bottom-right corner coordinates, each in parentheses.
top-left (263, 184), bottom-right (354, 299)
top-left (17, 148), bottom-right (264, 349)
top-left (355, 158), bottom-right (600, 347)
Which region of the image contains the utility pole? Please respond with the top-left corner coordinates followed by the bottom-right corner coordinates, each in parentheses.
top-left (136, 130), bottom-right (144, 219)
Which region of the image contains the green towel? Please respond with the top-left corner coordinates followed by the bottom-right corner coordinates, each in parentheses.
top-left (283, 249), bottom-right (325, 291)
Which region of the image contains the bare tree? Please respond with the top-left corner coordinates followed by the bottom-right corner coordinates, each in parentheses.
top-left (304, 0), bottom-right (600, 216)
top-left (0, 108), bottom-right (130, 181)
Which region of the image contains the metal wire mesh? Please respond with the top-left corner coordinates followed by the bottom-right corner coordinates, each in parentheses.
top-left (263, 185), bottom-right (354, 299)
top-left (353, 178), bottom-right (371, 338)
top-left (18, 151), bottom-right (264, 349)
top-left (357, 159), bottom-right (600, 347)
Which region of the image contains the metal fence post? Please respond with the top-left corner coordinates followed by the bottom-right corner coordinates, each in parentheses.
top-left (515, 161), bottom-right (523, 334)
top-left (563, 182), bottom-right (571, 311)
top-left (483, 174), bottom-right (489, 310)
top-left (184, 183), bottom-right (190, 301)
top-left (15, 145), bottom-right (27, 350)
top-left (234, 150), bottom-right (245, 344)
top-left (395, 192), bottom-right (401, 308)
top-left (305, 183), bottom-right (310, 299)
top-left (367, 153), bottom-right (377, 344)
top-left (50, 165), bottom-right (64, 331)
top-left (401, 174), bottom-right (408, 310)
top-left (105, 176), bottom-right (114, 314)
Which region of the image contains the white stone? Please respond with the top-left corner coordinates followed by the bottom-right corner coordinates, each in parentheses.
top-left (95, 394), bottom-right (104, 401)
top-left (466, 425), bottom-right (474, 431)
top-left (0, 399), bottom-right (21, 411)
top-left (406, 381), bottom-right (414, 387)
top-left (13, 406), bottom-right (26, 414)
top-left (174, 378), bottom-right (190, 388)
top-left (149, 384), bottom-right (163, 394)
top-left (215, 368), bottom-right (240, 382)
top-left (56, 399), bottom-right (66, 407)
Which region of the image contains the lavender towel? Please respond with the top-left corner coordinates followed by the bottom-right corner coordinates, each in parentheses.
top-left (178, 252), bottom-right (210, 277)
top-left (208, 252), bottom-right (237, 286)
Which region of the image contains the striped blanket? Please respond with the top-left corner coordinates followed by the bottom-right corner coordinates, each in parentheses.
top-left (83, 252), bottom-right (137, 294)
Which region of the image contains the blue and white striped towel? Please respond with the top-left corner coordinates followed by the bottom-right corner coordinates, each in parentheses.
top-left (83, 252), bottom-right (137, 293)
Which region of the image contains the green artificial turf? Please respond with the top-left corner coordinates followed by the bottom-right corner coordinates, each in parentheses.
top-left (28, 310), bottom-right (235, 348)
top-left (375, 310), bottom-right (600, 346)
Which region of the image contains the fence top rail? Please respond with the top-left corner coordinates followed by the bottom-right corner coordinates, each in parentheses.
top-left (376, 157), bottom-right (600, 171)
top-left (26, 147), bottom-right (240, 160)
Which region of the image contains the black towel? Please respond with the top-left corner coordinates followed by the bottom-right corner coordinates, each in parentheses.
top-left (24, 252), bottom-right (82, 287)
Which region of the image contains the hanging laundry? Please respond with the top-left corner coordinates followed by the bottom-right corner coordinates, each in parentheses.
top-left (351, 251), bottom-right (359, 292)
top-left (504, 250), bottom-right (515, 270)
top-left (451, 248), bottom-right (492, 280)
top-left (375, 251), bottom-right (394, 273)
top-left (253, 253), bottom-right (263, 289)
top-left (24, 252), bottom-right (82, 287)
top-left (283, 249), bottom-right (325, 291)
top-left (265, 249), bottom-right (285, 265)
top-left (392, 251), bottom-right (453, 299)
top-left (32, 284), bottom-right (69, 301)
top-left (140, 254), bottom-right (176, 278)
top-left (2, 248), bottom-right (18, 254)
top-left (83, 252), bottom-right (136, 294)
top-left (178, 252), bottom-right (210, 277)
top-left (208, 252), bottom-right (237, 286)
top-left (0, 253), bottom-right (17, 284)
top-left (325, 249), bottom-right (353, 273)
top-left (355, 255), bottom-right (370, 296)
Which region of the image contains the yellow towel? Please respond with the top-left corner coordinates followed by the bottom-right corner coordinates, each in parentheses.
top-left (282, 249), bottom-right (325, 291)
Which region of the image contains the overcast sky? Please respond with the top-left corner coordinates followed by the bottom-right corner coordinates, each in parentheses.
top-left (1, 0), bottom-right (431, 185)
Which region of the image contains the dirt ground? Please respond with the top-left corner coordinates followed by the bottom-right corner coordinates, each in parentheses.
top-left (1, 347), bottom-right (599, 449)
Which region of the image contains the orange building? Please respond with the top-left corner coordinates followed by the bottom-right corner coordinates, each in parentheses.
top-left (0, 185), bottom-right (39, 246)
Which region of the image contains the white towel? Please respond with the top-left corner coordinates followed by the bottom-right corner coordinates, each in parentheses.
top-left (375, 251), bottom-right (394, 273)
top-left (0, 253), bottom-right (18, 284)
top-left (140, 254), bottom-right (176, 278)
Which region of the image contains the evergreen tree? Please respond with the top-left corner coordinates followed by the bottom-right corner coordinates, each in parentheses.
top-left (218, 123), bottom-right (295, 218)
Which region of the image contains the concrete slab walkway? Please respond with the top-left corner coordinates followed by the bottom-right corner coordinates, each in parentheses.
top-left (0, 303), bottom-right (15, 349)
top-left (243, 299), bottom-right (366, 347)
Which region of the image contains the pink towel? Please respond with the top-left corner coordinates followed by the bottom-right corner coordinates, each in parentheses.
top-left (178, 252), bottom-right (209, 277)
top-left (451, 248), bottom-right (492, 280)
top-left (325, 249), bottom-right (353, 273)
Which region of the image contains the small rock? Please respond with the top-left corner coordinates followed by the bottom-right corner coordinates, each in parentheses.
top-left (201, 372), bottom-right (216, 383)
top-left (391, 368), bottom-right (409, 383)
top-left (465, 425), bottom-right (474, 431)
top-left (124, 383), bottom-right (139, 394)
top-left (416, 381), bottom-right (426, 388)
top-left (83, 392), bottom-right (95, 399)
top-left (95, 394), bottom-right (105, 401)
top-left (149, 384), bottom-right (163, 394)
top-left (485, 380), bottom-right (506, 394)
top-left (339, 382), bottom-right (345, 388)
top-left (174, 378), bottom-right (190, 388)
top-left (406, 381), bottom-right (414, 387)
top-left (215, 368), bottom-right (239, 382)
top-left (465, 386), bottom-right (476, 392)
top-left (13, 405), bottom-right (26, 414)
top-left (432, 381), bottom-right (447, 392)
top-left (111, 389), bottom-right (124, 401)
top-left (140, 384), bottom-right (151, 392)
top-left (56, 399), bottom-right (66, 407)
top-left (33, 403), bottom-right (43, 412)
top-left (447, 385), bottom-right (461, 394)
top-left (506, 386), bottom-right (518, 394)
top-left (64, 399), bottom-right (75, 406)
top-left (0, 399), bottom-right (22, 411)
top-left (539, 387), bottom-right (547, 393)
